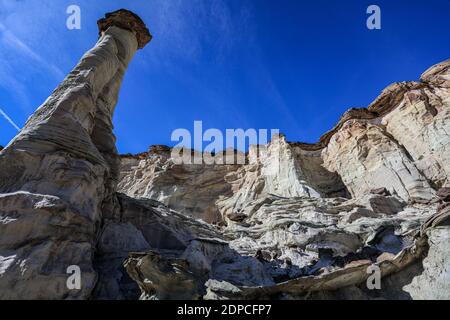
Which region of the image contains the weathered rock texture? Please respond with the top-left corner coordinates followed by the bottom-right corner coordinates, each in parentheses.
top-left (118, 60), bottom-right (450, 221)
top-left (0, 9), bottom-right (151, 299)
top-left (0, 9), bottom-right (448, 300)
top-left (118, 59), bottom-right (450, 300)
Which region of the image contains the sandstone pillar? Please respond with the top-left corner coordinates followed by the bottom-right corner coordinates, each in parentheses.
top-left (0, 9), bottom-right (151, 299)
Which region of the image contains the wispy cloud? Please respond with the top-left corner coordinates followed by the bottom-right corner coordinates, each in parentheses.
top-left (137, 0), bottom-right (252, 67)
top-left (0, 22), bottom-right (64, 79)
top-left (0, 107), bottom-right (21, 131)
top-left (0, 0), bottom-right (67, 146)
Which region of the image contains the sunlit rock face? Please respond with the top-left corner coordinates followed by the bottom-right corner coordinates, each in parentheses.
top-left (0, 9), bottom-right (151, 299)
top-left (117, 59), bottom-right (450, 300)
top-left (118, 148), bottom-right (240, 224)
top-left (0, 8), bottom-right (448, 300)
top-left (117, 61), bottom-right (450, 220)
top-left (381, 82), bottom-right (450, 190)
top-left (322, 120), bottom-right (435, 201)
top-left (117, 134), bottom-right (347, 224)
top-left (118, 62), bottom-right (450, 221)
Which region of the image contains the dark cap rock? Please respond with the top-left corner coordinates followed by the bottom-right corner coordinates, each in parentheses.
top-left (97, 9), bottom-right (152, 49)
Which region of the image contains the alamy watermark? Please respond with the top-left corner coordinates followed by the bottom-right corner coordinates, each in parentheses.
top-left (366, 265), bottom-right (381, 290)
top-left (170, 121), bottom-right (280, 167)
top-left (367, 5), bottom-right (381, 30)
top-left (66, 5), bottom-right (81, 30)
top-left (66, 265), bottom-right (81, 290)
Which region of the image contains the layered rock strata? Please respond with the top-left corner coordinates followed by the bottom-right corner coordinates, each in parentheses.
top-left (0, 8), bottom-right (448, 300)
top-left (126, 193), bottom-right (450, 300)
top-left (0, 9), bottom-right (151, 299)
top-left (119, 60), bottom-right (450, 222)
top-left (118, 59), bottom-right (450, 300)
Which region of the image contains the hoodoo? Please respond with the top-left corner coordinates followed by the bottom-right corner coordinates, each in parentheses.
top-left (0, 9), bottom-right (151, 299)
top-left (0, 9), bottom-right (449, 300)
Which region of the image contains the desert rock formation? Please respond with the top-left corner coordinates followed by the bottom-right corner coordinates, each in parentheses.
top-left (119, 58), bottom-right (450, 300)
top-left (0, 10), bottom-right (449, 300)
top-left (0, 9), bottom-right (151, 299)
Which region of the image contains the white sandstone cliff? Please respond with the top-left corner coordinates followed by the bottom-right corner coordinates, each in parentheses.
top-left (0, 10), bottom-right (449, 300)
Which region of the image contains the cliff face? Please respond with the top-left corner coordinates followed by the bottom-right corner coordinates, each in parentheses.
top-left (117, 59), bottom-right (450, 300)
top-left (118, 61), bottom-right (450, 222)
top-left (0, 10), bottom-right (449, 300)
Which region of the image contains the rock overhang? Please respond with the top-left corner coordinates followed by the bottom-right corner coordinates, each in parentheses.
top-left (97, 9), bottom-right (152, 49)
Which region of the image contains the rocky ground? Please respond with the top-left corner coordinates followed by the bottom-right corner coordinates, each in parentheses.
top-left (0, 10), bottom-right (449, 300)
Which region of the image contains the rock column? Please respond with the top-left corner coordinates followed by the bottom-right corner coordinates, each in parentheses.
top-left (0, 10), bottom-right (151, 299)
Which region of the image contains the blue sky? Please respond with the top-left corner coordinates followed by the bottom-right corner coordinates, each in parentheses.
top-left (0, 0), bottom-right (449, 153)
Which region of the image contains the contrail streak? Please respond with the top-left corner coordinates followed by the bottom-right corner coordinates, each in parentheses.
top-left (0, 22), bottom-right (64, 79)
top-left (0, 107), bottom-right (21, 131)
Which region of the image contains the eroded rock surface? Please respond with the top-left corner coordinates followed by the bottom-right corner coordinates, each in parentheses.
top-left (118, 60), bottom-right (450, 220)
top-left (118, 59), bottom-right (450, 300)
top-left (0, 9), bottom-right (448, 300)
top-left (0, 9), bottom-right (151, 299)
